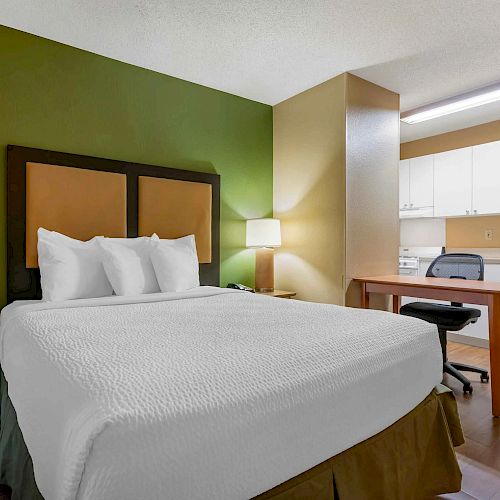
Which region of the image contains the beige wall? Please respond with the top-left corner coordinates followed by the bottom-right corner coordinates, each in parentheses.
top-left (344, 74), bottom-right (400, 308)
top-left (401, 120), bottom-right (500, 159)
top-left (401, 120), bottom-right (500, 249)
top-left (447, 216), bottom-right (500, 248)
top-left (273, 74), bottom-right (347, 304)
top-left (273, 73), bottom-right (400, 307)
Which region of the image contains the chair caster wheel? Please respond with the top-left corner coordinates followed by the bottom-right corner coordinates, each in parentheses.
top-left (481, 374), bottom-right (490, 383)
top-left (463, 385), bottom-right (473, 394)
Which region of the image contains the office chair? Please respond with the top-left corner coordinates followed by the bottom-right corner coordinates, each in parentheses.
top-left (400, 253), bottom-right (489, 394)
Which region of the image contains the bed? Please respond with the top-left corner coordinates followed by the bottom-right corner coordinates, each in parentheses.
top-left (0, 146), bottom-right (463, 500)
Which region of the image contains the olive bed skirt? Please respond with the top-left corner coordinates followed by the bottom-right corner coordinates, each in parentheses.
top-left (256, 385), bottom-right (464, 500)
top-left (0, 367), bottom-right (463, 500)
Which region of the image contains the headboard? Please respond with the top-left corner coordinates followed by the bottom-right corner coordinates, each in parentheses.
top-left (7, 145), bottom-right (220, 303)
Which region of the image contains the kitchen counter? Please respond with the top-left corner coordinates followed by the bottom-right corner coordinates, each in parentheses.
top-left (419, 257), bottom-right (500, 264)
top-left (417, 249), bottom-right (500, 264)
top-left (445, 248), bottom-right (500, 264)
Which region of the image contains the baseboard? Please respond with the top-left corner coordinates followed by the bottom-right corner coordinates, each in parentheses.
top-left (448, 332), bottom-right (489, 349)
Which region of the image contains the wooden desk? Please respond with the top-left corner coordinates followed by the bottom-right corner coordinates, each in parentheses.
top-left (354, 275), bottom-right (500, 417)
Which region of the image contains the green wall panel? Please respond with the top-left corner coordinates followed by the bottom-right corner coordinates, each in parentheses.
top-left (0, 26), bottom-right (273, 305)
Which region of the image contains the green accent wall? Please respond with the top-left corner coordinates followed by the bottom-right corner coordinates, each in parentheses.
top-left (0, 26), bottom-right (273, 305)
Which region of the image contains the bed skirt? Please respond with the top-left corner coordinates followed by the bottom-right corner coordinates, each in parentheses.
top-left (0, 367), bottom-right (463, 500)
top-left (256, 385), bottom-right (464, 500)
top-left (0, 370), bottom-right (43, 500)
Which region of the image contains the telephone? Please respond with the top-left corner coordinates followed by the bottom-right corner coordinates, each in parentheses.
top-left (227, 283), bottom-right (255, 293)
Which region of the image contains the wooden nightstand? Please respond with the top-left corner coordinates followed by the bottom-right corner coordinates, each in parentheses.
top-left (256, 289), bottom-right (296, 299)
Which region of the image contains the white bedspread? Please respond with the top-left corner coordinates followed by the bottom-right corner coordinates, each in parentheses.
top-left (0, 287), bottom-right (442, 500)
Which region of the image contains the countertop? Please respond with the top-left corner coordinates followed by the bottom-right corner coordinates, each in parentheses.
top-left (419, 248), bottom-right (500, 264)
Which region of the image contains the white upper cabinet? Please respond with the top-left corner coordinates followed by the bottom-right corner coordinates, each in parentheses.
top-left (472, 141), bottom-right (500, 215)
top-left (402, 139), bottom-right (500, 220)
top-left (399, 156), bottom-right (434, 218)
top-left (399, 160), bottom-right (410, 210)
top-left (409, 155), bottom-right (434, 208)
top-left (433, 147), bottom-right (473, 217)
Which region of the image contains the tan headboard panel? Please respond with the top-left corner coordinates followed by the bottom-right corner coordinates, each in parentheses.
top-left (8, 145), bottom-right (220, 302)
top-left (26, 162), bottom-right (127, 267)
top-left (138, 176), bottom-right (212, 263)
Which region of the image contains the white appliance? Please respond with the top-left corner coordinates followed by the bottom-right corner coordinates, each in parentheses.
top-left (399, 246), bottom-right (443, 260)
top-left (398, 257), bottom-right (419, 276)
top-left (399, 247), bottom-right (443, 306)
top-left (399, 246), bottom-right (443, 276)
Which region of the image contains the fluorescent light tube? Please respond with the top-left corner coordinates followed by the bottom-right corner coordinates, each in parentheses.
top-left (401, 83), bottom-right (500, 124)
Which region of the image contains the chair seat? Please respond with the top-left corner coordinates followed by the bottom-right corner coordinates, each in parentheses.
top-left (400, 302), bottom-right (481, 331)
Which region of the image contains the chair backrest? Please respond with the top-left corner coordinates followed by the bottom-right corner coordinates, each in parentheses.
top-left (426, 253), bottom-right (484, 281)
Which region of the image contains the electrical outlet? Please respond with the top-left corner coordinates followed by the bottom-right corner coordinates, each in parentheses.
top-left (485, 229), bottom-right (493, 241)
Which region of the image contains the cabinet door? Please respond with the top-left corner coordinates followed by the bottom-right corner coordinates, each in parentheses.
top-left (399, 160), bottom-right (410, 210)
top-left (434, 147), bottom-right (472, 217)
top-left (472, 141), bottom-right (500, 215)
top-left (409, 155), bottom-right (434, 208)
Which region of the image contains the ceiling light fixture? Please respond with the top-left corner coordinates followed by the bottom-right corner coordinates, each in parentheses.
top-left (401, 82), bottom-right (500, 124)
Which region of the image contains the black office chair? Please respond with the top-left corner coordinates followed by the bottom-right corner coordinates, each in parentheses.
top-left (400, 253), bottom-right (489, 394)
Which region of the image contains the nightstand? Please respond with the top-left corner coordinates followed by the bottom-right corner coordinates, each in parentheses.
top-left (256, 289), bottom-right (296, 299)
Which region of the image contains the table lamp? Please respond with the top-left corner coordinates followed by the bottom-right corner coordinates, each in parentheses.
top-left (246, 218), bottom-right (281, 292)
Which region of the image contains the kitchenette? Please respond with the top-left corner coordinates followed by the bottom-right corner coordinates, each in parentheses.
top-left (399, 138), bottom-right (500, 348)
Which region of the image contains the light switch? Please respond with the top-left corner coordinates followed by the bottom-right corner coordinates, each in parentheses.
top-left (485, 229), bottom-right (493, 241)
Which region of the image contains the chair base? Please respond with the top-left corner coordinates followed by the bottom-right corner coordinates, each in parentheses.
top-left (444, 361), bottom-right (489, 394)
top-left (439, 329), bottom-right (489, 394)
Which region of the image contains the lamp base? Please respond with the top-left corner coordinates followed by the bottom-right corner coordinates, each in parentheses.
top-left (255, 248), bottom-right (274, 292)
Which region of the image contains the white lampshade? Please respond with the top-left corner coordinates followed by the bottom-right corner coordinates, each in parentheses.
top-left (246, 218), bottom-right (281, 248)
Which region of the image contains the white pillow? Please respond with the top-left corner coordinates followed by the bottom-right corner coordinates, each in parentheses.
top-left (97, 237), bottom-right (160, 296)
top-left (97, 236), bottom-right (149, 247)
top-left (37, 228), bottom-right (113, 301)
top-left (150, 234), bottom-right (200, 292)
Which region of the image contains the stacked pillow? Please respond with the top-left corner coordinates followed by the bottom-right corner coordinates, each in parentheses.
top-left (97, 236), bottom-right (160, 296)
top-left (37, 228), bottom-right (200, 302)
top-left (38, 228), bottom-right (113, 302)
top-left (149, 234), bottom-right (200, 293)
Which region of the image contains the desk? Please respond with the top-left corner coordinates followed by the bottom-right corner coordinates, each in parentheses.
top-left (354, 275), bottom-right (500, 417)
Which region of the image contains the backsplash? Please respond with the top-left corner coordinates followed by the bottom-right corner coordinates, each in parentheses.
top-left (400, 215), bottom-right (500, 249)
top-left (400, 218), bottom-right (446, 247)
top-left (447, 215), bottom-right (500, 248)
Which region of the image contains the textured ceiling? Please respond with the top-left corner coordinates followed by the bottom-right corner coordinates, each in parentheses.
top-left (2, 0), bottom-right (500, 141)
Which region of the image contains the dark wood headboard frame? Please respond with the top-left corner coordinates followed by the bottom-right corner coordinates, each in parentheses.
top-left (6, 145), bottom-right (220, 303)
